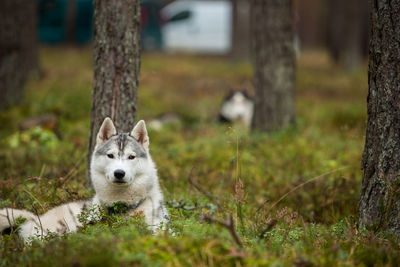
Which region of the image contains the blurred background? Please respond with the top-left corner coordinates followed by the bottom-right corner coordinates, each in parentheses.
top-left (0, 0), bottom-right (369, 116)
top-left (32, 0), bottom-right (368, 62)
top-left (0, 0), bottom-right (368, 236)
top-left (1, 2), bottom-right (380, 264)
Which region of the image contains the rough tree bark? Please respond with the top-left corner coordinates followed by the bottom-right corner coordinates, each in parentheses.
top-left (251, 0), bottom-right (296, 132)
top-left (88, 0), bottom-right (141, 181)
top-left (358, 0), bottom-right (400, 235)
top-left (0, 0), bottom-right (37, 110)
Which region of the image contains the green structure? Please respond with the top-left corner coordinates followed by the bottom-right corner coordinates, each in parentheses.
top-left (38, 0), bottom-right (163, 49)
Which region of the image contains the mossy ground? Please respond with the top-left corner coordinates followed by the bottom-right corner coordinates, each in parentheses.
top-left (1, 47), bottom-right (399, 266)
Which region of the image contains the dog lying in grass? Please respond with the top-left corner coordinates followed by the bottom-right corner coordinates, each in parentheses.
top-left (0, 118), bottom-right (168, 242)
top-left (218, 90), bottom-right (254, 128)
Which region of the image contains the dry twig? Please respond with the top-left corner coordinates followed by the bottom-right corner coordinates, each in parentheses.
top-left (32, 205), bottom-right (44, 238)
top-left (188, 168), bottom-right (222, 210)
top-left (203, 213), bottom-right (243, 248)
top-left (188, 168), bottom-right (243, 248)
top-left (256, 166), bottom-right (349, 214)
top-left (258, 219), bottom-right (278, 239)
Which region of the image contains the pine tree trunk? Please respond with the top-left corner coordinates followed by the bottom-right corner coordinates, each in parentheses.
top-left (88, 0), bottom-right (141, 182)
top-left (65, 0), bottom-right (77, 43)
top-left (0, 0), bottom-right (37, 110)
top-left (251, 0), bottom-right (295, 132)
top-left (231, 0), bottom-right (250, 61)
top-left (358, 0), bottom-right (400, 235)
top-left (326, 0), bottom-right (344, 63)
top-left (326, 0), bottom-right (368, 69)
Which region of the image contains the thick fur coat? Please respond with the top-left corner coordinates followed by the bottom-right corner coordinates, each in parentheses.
top-left (0, 118), bottom-right (168, 242)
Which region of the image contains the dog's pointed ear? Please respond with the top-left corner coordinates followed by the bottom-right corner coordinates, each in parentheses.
top-left (96, 117), bottom-right (117, 146)
top-left (131, 120), bottom-right (149, 149)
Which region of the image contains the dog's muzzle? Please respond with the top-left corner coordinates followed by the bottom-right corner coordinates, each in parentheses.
top-left (113, 169), bottom-right (127, 183)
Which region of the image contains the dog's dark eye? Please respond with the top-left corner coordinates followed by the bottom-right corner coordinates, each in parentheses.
top-left (128, 155), bottom-right (135, 160)
top-left (107, 154), bottom-right (114, 159)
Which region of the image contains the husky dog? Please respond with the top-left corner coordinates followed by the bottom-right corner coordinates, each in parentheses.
top-left (218, 90), bottom-right (254, 127)
top-left (0, 118), bottom-right (168, 242)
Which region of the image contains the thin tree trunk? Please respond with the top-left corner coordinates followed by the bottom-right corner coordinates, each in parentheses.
top-left (0, 0), bottom-right (37, 110)
top-left (326, 0), bottom-right (367, 69)
top-left (296, 0), bottom-right (325, 49)
top-left (342, 0), bottom-right (365, 69)
top-left (231, 0), bottom-right (250, 61)
top-left (326, 0), bottom-right (344, 63)
top-left (65, 0), bottom-right (77, 43)
top-left (88, 0), bottom-right (141, 183)
top-left (358, 0), bottom-right (400, 235)
top-left (251, 0), bottom-right (296, 132)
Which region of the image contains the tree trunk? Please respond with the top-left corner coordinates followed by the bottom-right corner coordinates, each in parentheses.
top-left (65, 0), bottom-right (77, 43)
top-left (231, 0), bottom-right (250, 61)
top-left (251, 0), bottom-right (296, 132)
top-left (358, 0), bottom-right (400, 235)
top-left (88, 0), bottom-right (141, 182)
top-left (342, 0), bottom-right (364, 69)
top-left (326, 0), bottom-right (368, 69)
top-left (0, 0), bottom-right (38, 110)
top-left (326, 0), bottom-right (344, 63)
top-left (296, 0), bottom-right (325, 49)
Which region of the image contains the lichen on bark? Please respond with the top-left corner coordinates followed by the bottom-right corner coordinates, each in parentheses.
top-left (87, 0), bottom-right (141, 183)
top-left (250, 0), bottom-right (296, 132)
top-left (358, 0), bottom-right (400, 235)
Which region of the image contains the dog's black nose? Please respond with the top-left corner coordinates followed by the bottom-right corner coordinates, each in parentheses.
top-left (114, 169), bottom-right (125, 179)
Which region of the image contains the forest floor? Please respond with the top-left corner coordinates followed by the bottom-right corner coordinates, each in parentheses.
top-left (1, 47), bottom-right (399, 266)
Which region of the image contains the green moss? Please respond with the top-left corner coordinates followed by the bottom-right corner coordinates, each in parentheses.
top-left (1, 48), bottom-right (399, 266)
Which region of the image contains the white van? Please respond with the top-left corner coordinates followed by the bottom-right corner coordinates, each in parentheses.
top-left (161, 0), bottom-right (232, 54)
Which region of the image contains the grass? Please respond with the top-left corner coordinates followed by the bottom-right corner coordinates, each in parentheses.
top-left (1, 46), bottom-right (399, 266)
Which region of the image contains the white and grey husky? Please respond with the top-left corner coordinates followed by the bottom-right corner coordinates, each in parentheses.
top-left (0, 118), bottom-right (168, 242)
top-left (218, 90), bottom-right (254, 128)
